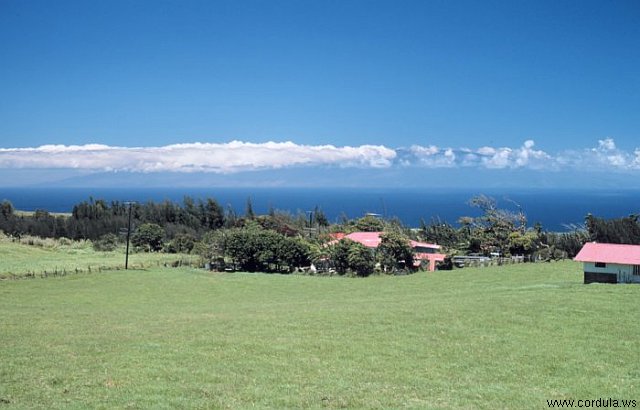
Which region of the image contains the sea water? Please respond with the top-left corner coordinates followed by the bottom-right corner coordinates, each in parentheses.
top-left (1, 187), bottom-right (639, 232)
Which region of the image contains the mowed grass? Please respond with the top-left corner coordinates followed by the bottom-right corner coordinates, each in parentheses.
top-left (1, 262), bottom-right (639, 409)
top-left (0, 238), bottom-right (196, 277)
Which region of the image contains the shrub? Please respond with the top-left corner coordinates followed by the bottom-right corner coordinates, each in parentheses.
top-left (377, 231), bottom-right (414, 273)
top-left (166, 234), bottom-right (196, 254)
top-left (328, 239), bottom-right (355, 275)
top-left (19, 235), bottom-right (57, 248)
top-left (93, 233), bottom-right (119, 252)
top-left (347, 242), bottom-right (375, 277)
top-left (131, 223), bottom-right (164, 252)
top-left (57, 237), bottom-right (73, 246)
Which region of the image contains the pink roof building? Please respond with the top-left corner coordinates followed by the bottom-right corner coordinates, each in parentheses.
top-left (331, 232), bottom-right (446, 271)
top-left (574, 242), bottom-right (640, 284)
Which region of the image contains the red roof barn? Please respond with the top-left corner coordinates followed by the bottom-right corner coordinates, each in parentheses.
top-left (574, 242), bottom-right (640, 284)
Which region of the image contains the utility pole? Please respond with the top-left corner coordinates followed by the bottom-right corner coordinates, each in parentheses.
top-left (305, 210), bottom-right (315, 238)
top-left (124, 202), bottom-right (134, 270)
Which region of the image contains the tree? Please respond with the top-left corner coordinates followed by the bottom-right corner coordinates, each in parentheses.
top-left (0, 200), bottom-right (14, 220)
top-left (354, 215), bottom-right (384, 232)
top-left (419, 218), bottom-right (459, 249)
top-left (257, 211), bottom-right (301, 236)
top-left (329, 239), bottom-right (354, 275)
top-left (223, 226), bottom-right (280, 272)
top-left (377, 231), bottom-right (414, 273)
top-left (195, 230), bottom-right (227, 269)
top-left (203, 198), bottom-right (224, 230)
top-left (245, 198), bottom-right (255, 220)
top-left (278, 237), bottom-right (312, 272)
top-left (131, 223), bottom-right (164, 252)
top-left (464, 195), bottom-right (522, 255)
top-left (507, 231), bottom-right (540, 256)
top-left (348, 243), bottom-right (375, 277)
top-left (166, 233), bottom-right (196, 254)
top-left (586, 214), bottom-right (640, 245)
top-left (314, 206), bottom-right (329, 227)
top-left (542, 229), bottom-right (589, 258)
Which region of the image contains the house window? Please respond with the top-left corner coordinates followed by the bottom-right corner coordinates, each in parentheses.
top-left (634, 265), bottom-right (640, 276)
top-left (595, 262), bottom-right (606, 268)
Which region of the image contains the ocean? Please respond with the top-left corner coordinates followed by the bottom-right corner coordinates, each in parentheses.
top-left (1, 187), bottom-right (639, 232)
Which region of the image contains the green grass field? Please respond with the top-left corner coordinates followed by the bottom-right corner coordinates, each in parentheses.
top-left (1, 260), bottom-right (638, 408)
top-left (0, 236), bottom-right (197, 278)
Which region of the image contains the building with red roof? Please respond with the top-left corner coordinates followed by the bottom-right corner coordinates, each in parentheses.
top-left (574, 242), bottom-right (640, 284)
top-left (331, 231), bottom-right (446, 271)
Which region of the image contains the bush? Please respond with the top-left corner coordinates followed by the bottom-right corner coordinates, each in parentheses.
top-left (93, 233), bottom-right (119, 252)
top-left (19, 235), bottom-right (57, 248)
top-left (377, 231), bottom-right (414, 273)
top-left (166, 234), bottom-right (196, 254)
top-left (131, 223), bottom-right (164, 252)
top-left (347, 242), bottom-right (375, 277)
top-left (57, 237), bottom-right (73, 246)
top-left (437, 256), bottom-right (454, 270)
top-left (328, 239), bottom-right (355, 275)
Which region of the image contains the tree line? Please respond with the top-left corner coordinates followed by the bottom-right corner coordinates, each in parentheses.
top-left (2, 195), bottom-right (639, 274)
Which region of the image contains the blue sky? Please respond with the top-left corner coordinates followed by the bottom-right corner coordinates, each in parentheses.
top-left (0, 0), bottom-right (639, 187)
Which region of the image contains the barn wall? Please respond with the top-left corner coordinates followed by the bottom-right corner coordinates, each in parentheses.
top-left (583, 262), bottom-right (640, 284)
top-left (584, 271), bottom-right (617, 284)
top-left (583, 262), bottom-right (631, 275)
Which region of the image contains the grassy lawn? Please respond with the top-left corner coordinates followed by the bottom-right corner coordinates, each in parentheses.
top-left (0, 237), bottom-right (197, 278)
top-left (1, 261), bottom-right (639, 408)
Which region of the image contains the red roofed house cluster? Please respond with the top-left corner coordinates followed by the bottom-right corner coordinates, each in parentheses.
top-left (330, 231), bottom-right (446, 271)
top-left (574, 242), bottom-right (640, 284)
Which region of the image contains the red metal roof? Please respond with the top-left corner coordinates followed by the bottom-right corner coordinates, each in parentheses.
top-left (574, 242), bottom-right (640, 265)
top-left (343, 232), bottom-right (441, 250)
top-left (345, 232), bottom-right (383, 248)
top-left (328, 232), bottom-right (443, 253)
top-left (410, 240), bottom-right (441, 249)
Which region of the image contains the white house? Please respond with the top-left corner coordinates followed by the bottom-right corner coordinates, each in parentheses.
top-left (574, 242), bottom-right (640, 284)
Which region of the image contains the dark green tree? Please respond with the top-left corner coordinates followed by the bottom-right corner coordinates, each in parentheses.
top-left (166, 233), bottom-right (196, 254)
top-left (329, 239), bottom-right (354, 275)
top-left (314, 206), bottom-right (329, 227)
top-left (0, 200), bottom-right (14, 220)
top-left (377, 231), bottom-right (414, 273)
top-left (278, 237), bottom-right (312, 272)
top-left (245, 198), bottom-right (255, 220)
top-left (354, 215), bottom-right (384, 232)
top-left (348, 242), bottom-right (375, 277)
top-left (131, 223), bottom-right (164, 252)
top-left (195, 230), bottom-right (227, 269)
top-left (463, 195), bottom-right (522, 255)
top-left (203, 198), bottom-right (224, 230)
top-left (419, 218), bottom-right (459, 249)
top-left (586, 214), bottom-right (640, 244)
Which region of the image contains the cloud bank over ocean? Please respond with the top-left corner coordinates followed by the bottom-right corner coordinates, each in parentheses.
top-left (0, 141), bottom-right (397, 173)
top-left (1, 139), bottom-right (638, 176)
top-left (401, 139), bottom-right (640, 172)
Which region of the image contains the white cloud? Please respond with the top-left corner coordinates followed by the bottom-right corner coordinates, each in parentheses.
top-left (409, 140), bottom-right (552, 170)
top-left (633, 149), bottom-right (640, 169)
top-left (480, 147), bottom-right (512, 169)
top-left (1, 138), bottom-right (638, 175)
top-left (596, 138), bottom-right (616, 151)
top-left (557, 137), bottom-right (638, 170)
top-left (409, 145), bottom-right (456, 167)
top-left (0, 141), bottom-right (397, 173)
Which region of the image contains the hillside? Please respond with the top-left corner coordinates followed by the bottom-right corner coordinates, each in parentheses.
top-left (1, 262), bottom-right (638, 408)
